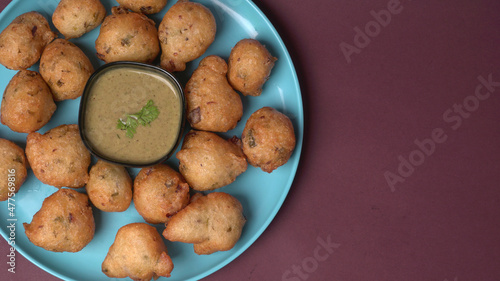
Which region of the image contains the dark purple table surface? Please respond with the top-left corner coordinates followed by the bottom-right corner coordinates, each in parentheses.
top-left (2, 0), bottom-right (500, 281)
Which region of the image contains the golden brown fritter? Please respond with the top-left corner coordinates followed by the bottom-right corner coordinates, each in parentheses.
top-left (116, 0), bottom-right (168, 14)
top-left (52, 0), bottom-right (106, 39)
top-left (0, 12), bottom-right (56, 70)
top-left (25, 124), bottom-right (91, 188)
top-left (23, 188), bottom-right (95, 252)
top-left (158, 0), bottom-right (216, 72)
top-left (227, 39), bottom-right (277, 96)
top-left (0, 138), bottom-right (28, 201)
top-left (95, 6), bottom-right (160, 63)
top-left (185, 55), bottom-right (243, 132)
top-left (134, 164), bottom-right (190, 224)
top-left (241, 107), bottom-right (295, 173)
top-left (102, 223), bottom-right (174, 280)
top-left (176, 130), bottom-right (247, 191)
top-left (1, 70), bottom-right (56, 133)
top-left (86, 160), bottom-right (132, 212)
top-left (39, 39), bottom-right (94, 101)
top-left (162, 192), bottom-right (246, 255)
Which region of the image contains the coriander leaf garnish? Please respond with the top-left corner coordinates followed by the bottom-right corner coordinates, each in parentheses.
top-left (117, 100), bottom-right (159, 138)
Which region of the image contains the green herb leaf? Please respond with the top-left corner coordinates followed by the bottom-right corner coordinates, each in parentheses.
top-left (117, 99), bottom-right (159, 138)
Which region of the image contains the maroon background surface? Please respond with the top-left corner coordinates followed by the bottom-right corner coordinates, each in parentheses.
top-left (2, 0), bottom-right (500, 281)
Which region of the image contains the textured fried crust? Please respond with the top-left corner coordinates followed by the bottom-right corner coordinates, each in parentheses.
top-left (52, 0), bottom-right (106, 39)
top-left (25, 124), bottom-right (91, 188)
top-left (163, 192), bottom-right (246, 255)
top-left (0, 12), bottom-right (56, 70)
top-left (0, 70), bottom-right (56, 133)
top-left (176, 130), bottom-right (247, 191)
top-left (134, 164), bottom-right (190, 224)
top-left (95, 6), bottom-right (160, 63)
top-left (86, 160), bottom-right (132, 212)
top-left (242, 107), bottom-right (295, 173)
top-left (0, 138), bottom-right (28, 201)
top-left (40, 39), bottom-right (94, 101)
top-left (102, 223), bottom-right (174, 280)
top-left (185, 55), bottom-right (243, 132)
top-left (23, 188), bottom-right (95, 252)
top-left (158, 0), bottom-right (216, 72)
top-left (228, 38), bottom-right (277, 96)
top-left (116, 0), bottom-right (168, 14)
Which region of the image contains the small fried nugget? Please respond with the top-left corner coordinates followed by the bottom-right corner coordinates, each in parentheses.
top-left (0, 139), bottom-right (28, 201)
top-left (23, 188), bottom-right (95, 252)
top-left (52, 0), bottom-right (106, 39)
top-left (1, 70), bottom-right (56, 133)
top-left (26, 124), bottom-right (91, 188)
top-left (185, 55), bottom-right (243, 132)
top-left (134, 164), bottom-right (190, 224)
top-left (228, 39), bottom-right (277, 96)
top-left (163, 192), bottom-right (246, 255)
top-left (242, 107), bottom-right (295, 173)
top-left (40, 39), bottom-right (94, 101)
top-left (158, 0), bottom-right (216, 72)
top-left (95, 6), bottom-right (160, 63)
top-left (0, 12), bottom-right (56, 70)
top-left (86, 160), bottom-right (132, 212)
top-left (102, 223), bottom-right (174, 280)
top-left (176, 130), bottom-right (247, 191)
top-left (116, 0), bottom-right (168, 14)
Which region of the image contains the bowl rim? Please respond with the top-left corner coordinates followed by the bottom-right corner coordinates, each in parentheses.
top-left (78, 61), bottom-right (186, 168)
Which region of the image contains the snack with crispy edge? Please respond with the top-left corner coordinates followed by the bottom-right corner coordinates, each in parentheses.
top-left (102, 223), bottom-right (174, 280)
top-left (116, 0), bottom-right (168, 14)
top-left (227, 38), bottom-right (277, 96)
top-left (86, 160), bottom-right (133, 212)
top-left (242, 107), bottom-right (295, 173)
top-left (95, 6), bottom-right (160, 63)
top-left (185, 55), bottom-right (243, 132)
top-left (176, 130), bottom-right (247, 191)
top-left (134, 164), bottom-right (190, 224)
top-left (25, 124), bottom-right (91, 188)
top-left (0, 138), bottom-right (28, 201)
top-left (52, 0), bottom-right (106, 39)
top-left (1, 70), bottom-right (56, 133)
top-left (40, 39), bottom-right (94, 101)
top-left (158, 0), bottom-right (216, 72)
top-left (163, 192), bottom-right (246, 255)
top-left (0, 11), bottom-right (56, 70)
top-left (23, 188), bottom-right (95, 252)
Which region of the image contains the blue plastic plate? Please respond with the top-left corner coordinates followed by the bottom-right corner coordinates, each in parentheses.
top-left (0, 0), bottom-right (303, 280)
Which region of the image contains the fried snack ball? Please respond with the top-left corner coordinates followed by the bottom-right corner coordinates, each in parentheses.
top-left (95, 6), bottom-right (160, 63)
top-left (185, 55), bottom-right (243, 132)
top-left (102, 223), bottom-right (174, 280)
top-left (0, 12), bottom-right (56, 70)
top-left (1, 70), bottom-right (56, 133)
top-left (176, 130), bottom-right (247, 191)
top-left (0, 139), bottom-right (28, 201)
top-left (163, 192), bottom-right (246, 255)
top-left (116, 0), bottom-right (168, 14)
top-left (23, 188), bottom-right (95, 252)
top-left (52, 0), bottom-right (106, 39)
top-left (158, 0), bottom-right (216, 72)
top-left (242, 107), bottom-right (295, 173)
top-left (86, 160), bottom-right (132, 212)
top-left (227, 39), bottom-right (277, 96)
top-left (39, 39), bottom-right (94, 101)
top-left (134, 164), bottom-right (190, 224)
top-left (26, 124), bottom-right (91, 188)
